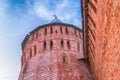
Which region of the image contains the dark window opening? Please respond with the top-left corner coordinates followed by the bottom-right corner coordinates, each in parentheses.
top-left (44, 41), bottom-right (46, 50)
top-left (81, 76), bottom-right (83, 78)
top-left (63, 56), bottom-right (66, 63)
top-left (34, 45), bottom-right (36, 55)
top-left (45, 28), bottom-right (47, 35)
top-left (30, 48), bottom-right (32, 58)
top-left (66, 27), bottom-right (68, 35)
top-left (61, 40), bottom-right (64, 49)
top-left (50, 40), bottom-right (53, 49)
top-left (50, 27), bottom-right (53, 34)
top-left (77, 42), bottom-right (80, 51)
top-left (60, 26), bottom-right (62, 34)
top-left (67, 40), bottom-right (70, 50)
top-left (56, 30), bottom-right (57, 33)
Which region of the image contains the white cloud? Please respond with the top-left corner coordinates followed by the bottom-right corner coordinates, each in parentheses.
top-left (31, 0), bottom-right (70, 22)
top-left (34, 4), bottom-right (52, 20)
top-left (57, 0), bottom-right (69, 10)
top-left (29, 0), bottom-right (82, 27)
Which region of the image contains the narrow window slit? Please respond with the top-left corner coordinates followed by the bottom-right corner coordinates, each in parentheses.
top-left (44, 41), bottom-right (46, 50)
top-left (56, 30), bottom-right (57, 33)
top-left (67, 40), bottom-right (70, 50)
top-left (63, 56), bottom-right (66, 63)
top-left (60, 26), bottom-right (62, 34)
top-left (66, 27), bottom-right (68, 35)
top-left (30, 48), bottom-right (32, 58)
top-left (45, 28), bottom-right (47, 35)
top-left (50, 40), bottom-right (53, 49)
top-left (61, 40), bottom-right (64, 49)
top-left (77, 42), bottom-right (80, 51)
top-left (34, 45), bottom-right (36, 55)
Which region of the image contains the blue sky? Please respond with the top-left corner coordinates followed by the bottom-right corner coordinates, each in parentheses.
top-left (0, 0), bottom-right (82, 80)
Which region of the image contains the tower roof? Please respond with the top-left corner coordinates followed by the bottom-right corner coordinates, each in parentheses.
top-left (50, 15), bottom-right (62, 23)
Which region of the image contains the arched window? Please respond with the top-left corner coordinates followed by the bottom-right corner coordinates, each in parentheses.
top-left (77, 42), bottom-right (80, 51)
top-left (61, 53), bottom-right (67, 63)
top-left (50, 40), bottom-right (53, 49)
top-left (45, 28), bottom-right (47, 35)
top-left (67, 40), bottom-right (70, 50)
top-left (63, 56), bottom-right (66, 63)
top-left (66, 27), bottom-right (68, 35)
top-left (50, 27), bottom-right (53, 34)
top-left (34, 45), bottom-right (36, 55)
top-left (60, 26), bottom-right (62, 34)
top-left (30, 48), bottom-right (32, 58)
top-left (44, 41), bottom-right (46, 50)
top-left (61, 39), bottom-right (64, 49)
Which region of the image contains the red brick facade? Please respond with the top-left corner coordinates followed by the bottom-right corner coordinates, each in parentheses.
top-left (82, 0), bottom-right (120, 80)
top-left (19, 23), bottom-right (92, 80)
top-left (19, 0), bottom-right (120, 79)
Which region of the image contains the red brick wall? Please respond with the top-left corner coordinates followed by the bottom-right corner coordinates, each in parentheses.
top-left (82, 0), bottom-right (120, 80)
top-left (19, 23), bottom-right (92, 80)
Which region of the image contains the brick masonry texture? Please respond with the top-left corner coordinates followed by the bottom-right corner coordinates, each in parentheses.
top-left (82, 0), bottom-right (120, 80)
top-left (19, 23), bottom-right (92, 80)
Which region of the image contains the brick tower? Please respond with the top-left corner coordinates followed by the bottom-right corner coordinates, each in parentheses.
top-left (19, 16), bottom-right (92, 80)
